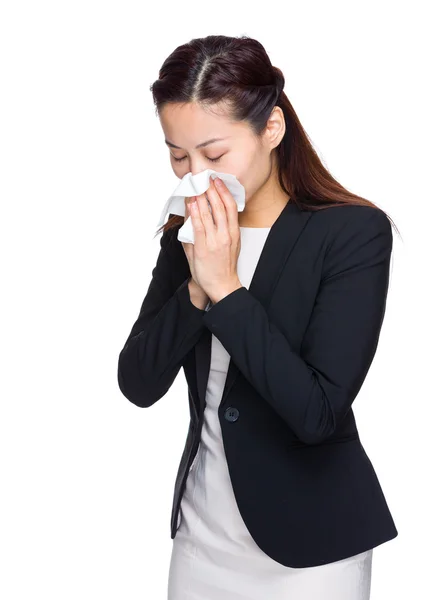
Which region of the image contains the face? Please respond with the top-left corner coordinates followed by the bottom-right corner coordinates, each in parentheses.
top-left (158, 101), bottom-right (283, 205)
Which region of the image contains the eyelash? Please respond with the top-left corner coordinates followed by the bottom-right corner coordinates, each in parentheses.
top-left (172, 155), bottom-right (224, 163)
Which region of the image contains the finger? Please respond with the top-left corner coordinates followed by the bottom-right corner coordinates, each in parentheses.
top-left (189, 198), bottom-right (205, 244)
top-left (205, 177), bottom-right (228, 234)
top-left (184, 196), bottom-right (194, 220)
top-left (192, 189), bottom-right (213, 242)
top-left (182, 198), bottom-right (197, 252)
top-left (211, 177), bottom-right (238, 234)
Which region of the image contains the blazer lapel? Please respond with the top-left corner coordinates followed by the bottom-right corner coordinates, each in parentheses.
top-left (194, 199), bottom-right (313, 412)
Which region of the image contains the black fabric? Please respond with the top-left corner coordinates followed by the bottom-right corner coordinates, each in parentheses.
top-left (117, 203), bottom-right (398, 568)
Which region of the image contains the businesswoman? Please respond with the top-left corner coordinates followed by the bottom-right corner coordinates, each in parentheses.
top-left (117, 35), bottom-right (399, 599)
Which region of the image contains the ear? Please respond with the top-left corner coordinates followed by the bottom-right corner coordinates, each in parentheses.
top-left (264, 106), bottom-right (286, 151)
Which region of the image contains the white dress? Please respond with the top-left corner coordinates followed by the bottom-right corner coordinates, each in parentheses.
top-left (167, 226), bottom-right (373, 600)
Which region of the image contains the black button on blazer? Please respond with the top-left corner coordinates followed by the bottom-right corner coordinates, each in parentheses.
top-left (117, 200), bottom-right (398, 568)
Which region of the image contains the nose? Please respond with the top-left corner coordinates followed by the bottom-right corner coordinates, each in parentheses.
top-left (189, 160), bottom-right (209, 177)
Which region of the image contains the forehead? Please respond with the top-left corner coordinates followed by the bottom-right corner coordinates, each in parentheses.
top-left (159, 102), bottom-right (248, 148)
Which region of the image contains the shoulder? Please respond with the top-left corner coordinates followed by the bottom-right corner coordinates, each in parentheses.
top-left (158, 214), bottom-right (190, 274)
top-left (309, 203), bottom-right (391, 232)
top-left (159, 214), bottom-right (182, 251)
top-left (307, 204), bottom-right (393, 278)
top-left (308, 203), bottom-right (392, 248)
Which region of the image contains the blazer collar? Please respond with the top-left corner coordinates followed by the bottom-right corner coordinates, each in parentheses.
top-left (195, 199), bottom-right (313, 410)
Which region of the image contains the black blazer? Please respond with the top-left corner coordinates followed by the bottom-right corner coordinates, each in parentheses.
top-left (117, 200), bottom-right (398, 568)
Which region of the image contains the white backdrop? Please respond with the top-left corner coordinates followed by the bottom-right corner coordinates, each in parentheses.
top-left (1, 1), bottom-right (428, 598)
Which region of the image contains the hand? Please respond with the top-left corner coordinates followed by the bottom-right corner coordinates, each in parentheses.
top-left (181, 195), bottom-right (208, 298)
top-left (181, 176), bottom-right (243, 304)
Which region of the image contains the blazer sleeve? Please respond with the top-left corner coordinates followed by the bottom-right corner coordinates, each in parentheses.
top-left (202, 207), bottom-right (393, 444)
top-left (117, 223), bottom-right (207, 408)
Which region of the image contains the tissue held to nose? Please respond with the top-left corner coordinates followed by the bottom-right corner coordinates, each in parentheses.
top-left (157, 169), bottom-right (246, 245)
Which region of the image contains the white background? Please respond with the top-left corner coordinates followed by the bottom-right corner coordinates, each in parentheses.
top-left (1, 1), bottom-right (428, 598)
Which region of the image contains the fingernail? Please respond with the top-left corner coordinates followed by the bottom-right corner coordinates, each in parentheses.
top-left (214, 177), bottom-right (222, 187)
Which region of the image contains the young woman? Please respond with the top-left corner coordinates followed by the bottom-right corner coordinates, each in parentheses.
top-left (117, 34), bottom-right (399, 600)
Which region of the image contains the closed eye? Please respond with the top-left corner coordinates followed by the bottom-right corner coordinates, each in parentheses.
top-left (172, 155), bottom-right (224, 163)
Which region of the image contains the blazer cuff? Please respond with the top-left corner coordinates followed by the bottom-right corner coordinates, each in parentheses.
top-left (202, 286), bottom-right (252, 327)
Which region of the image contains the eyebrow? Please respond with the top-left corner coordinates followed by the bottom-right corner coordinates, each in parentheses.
top-left (164, 137), bottom-right (229, 150)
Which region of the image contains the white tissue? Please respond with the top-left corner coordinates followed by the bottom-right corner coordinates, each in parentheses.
top-left (156, 169), bottom-right (246, 244)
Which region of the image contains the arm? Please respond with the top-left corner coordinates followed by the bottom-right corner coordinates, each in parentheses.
top-left (117, 224), bottom-right (207, 408)
top-left (202, 208), bottom-right (393, 444)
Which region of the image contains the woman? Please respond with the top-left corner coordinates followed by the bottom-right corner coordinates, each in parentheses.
top-left (117, 35), bottom-right (399, 599)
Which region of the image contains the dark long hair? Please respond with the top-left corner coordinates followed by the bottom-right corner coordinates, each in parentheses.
top-left (150, 35), bottom-right (399, 237)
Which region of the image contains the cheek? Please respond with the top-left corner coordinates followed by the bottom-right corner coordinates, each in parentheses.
top-left (221, 157), bottom-right (249, 189)
top-left (170, 162), bottom-right (189, 179)
top-left (225, 165), bottom-right (257, 203)
top-left (236, 168), bottom-right (266, 204)
top-left (242, 151), bottom-right (272, 196)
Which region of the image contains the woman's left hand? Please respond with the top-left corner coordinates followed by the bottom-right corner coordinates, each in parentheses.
top-left (183, 176), bottom-right (243, 305)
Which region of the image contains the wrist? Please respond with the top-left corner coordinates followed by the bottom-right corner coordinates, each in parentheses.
top-left (188, 278), bottom-right (210, 310)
